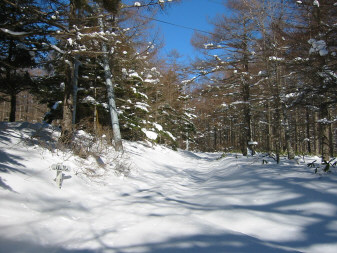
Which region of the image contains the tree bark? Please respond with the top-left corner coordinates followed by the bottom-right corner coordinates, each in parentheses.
top-left (9, 93), bottom-right (16, 122)
top-left (313, 111), bottom-right (319, 155)
top-left (329, 111), bottom-right (334, 157)
top-left (72, 56), bottom-right (80, 125)
top-left (320, 103), bottom-right (330, 162)
top-left (238, 17), bottom-right (253, 156)
top-left (59, 63), bottom-right (74, 145)
top-left (282, 104), bottom-right (295, 159)
top-left (274, 65), bottom-right (282, 164)
top-left (306, 107), bottom-right (311, 154)
top-left (7, 39), bottom-right (15, 122)
top-left (214, 126), bottom-right (217, 150)
top-left (98, 15), bottom-right (123, 152)
top-left (59, 0), bottom-right (76, 145)
top-left (274, 109), bottom-right (281, 164)
top-left (241, 57), bottom-right (252, 155)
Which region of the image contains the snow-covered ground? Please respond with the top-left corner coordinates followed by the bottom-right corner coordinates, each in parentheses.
top-left (1, 122), bottom-right (337, 253)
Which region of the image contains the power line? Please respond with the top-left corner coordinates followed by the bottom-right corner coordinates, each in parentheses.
top-left (208, 0), bottom-right (225, 5)
top-left (136, 14), bottom-right (216, 35)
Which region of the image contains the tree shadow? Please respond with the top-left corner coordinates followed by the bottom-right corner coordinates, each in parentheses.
top-left (180, 150), bottom-right (219, 161)
top-left (0, 237), bottom-right (96, 253)
top-left (86, 230), bottom-right (302, 253)
top-left (120, 152), bottom-right (337, 252)
top-left (0, 121), bottom-right (58, 150)
top-left (0, 122), bottom-right (57, 191)
top-left (18, 122), bottom-right (59, 150)
top-left (0, 176), bottom-right (16, 192)
top-left (0, 148), bottom-right (26, 191)
top-left (0, 149), bottom-right (26, 173)
top-left (0, 134), bottom-right (10, 143)
top-left (1, 140), bottom-right (337, 252)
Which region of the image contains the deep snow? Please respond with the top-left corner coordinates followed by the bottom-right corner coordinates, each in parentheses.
top-left (1, 122), bottom-right (337, 253)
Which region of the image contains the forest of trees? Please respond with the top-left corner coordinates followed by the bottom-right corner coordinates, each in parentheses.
top-left (0, 0), bottom-right (336, 164)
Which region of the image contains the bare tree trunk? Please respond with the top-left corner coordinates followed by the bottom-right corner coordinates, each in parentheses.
top-left (1, 101), bottom-right (5, 120)
top-left (59, 1), bottom-right (76, 145)
top-left (59, 63), bottom-right (74, 145)
top-left (306, 107), bottom-right (312, 154)
top-left (329, 110), bottom-right (334, 157)
top-left (294, 112), bottom-right (299, 154)
top-left (9, 93), bottom-right (16, 122)
top-left (241, 69), bottom-right (252, 155)
top-left (320, 103), bottom-right (330, 162)
top-left (24, 94), bottom-right (29, 121)
top-left (72, 56), bottom-right (80, 125)
top-left (313, 111), bottom-right (319, 154)
top-left (240, 18), bottom-right (253, 156)
top-left (7, 38), bottom-right (15, 122)
top-left (266, 103), bottom-right (273, 152)
top-left (186, 131), bottom-right (189, 151)
top-left (228, 118), bottom-right (232, 149)
top-left (274, 66), bottom-right (282, 164)
top-left (282, 104), bottom-right (295, 159)
top-left (98, 15), bottom-right (123, 152)
top-left (207, 122), bottom-right (211, 151)
top-left (214, 126), bottom-right (217, 151)
top-left (274, 110), bottom-right (281, 164)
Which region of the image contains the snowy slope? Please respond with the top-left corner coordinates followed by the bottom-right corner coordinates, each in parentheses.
top-left (1, 122), bottom-right (337, 253)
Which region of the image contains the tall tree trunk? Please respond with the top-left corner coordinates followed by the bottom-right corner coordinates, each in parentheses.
top-left (320, 103), bottom-right (330, 162)
top-left (282, 104), bottom-right (295, 159)
top-left (59, 1), bottom-right (77, 145)
top-left (207, 122), bottom-right (211, 151)
top-left (98, 15), bottom-right (123, 152)
top-left (306, 107), bottom-right (312, 154)
top-left (241, 20), bottom-right (252, 156)
top-left (313, 111), bottom-right (319, 155)
top-left (72, 56), bottom-right (80, 125)
top-left (294, 112), bottom-right (299, 154)
top-left (229, 118), bottom-right (234, 148)
top-left (329, 111), bottom-right (334, 157)
top-left (214, 126), bottom-right (217, 151)
top-left (186, 131), bottom-right (189, 151)
top-left (241, 67), bottom-right (252, 155)
top-left (274, 65), bottom-right (282, 164)
top-left (7, 39), bottom-right (15, 122)
top-left (274, 110), bottom-right (281, 164)
top-left (59, 63), bottom-right (74, 145)
top-left (266, 102), bottom-right (273, 152)
top-left (24, 94), bottom-right (29, 121)
top-left (9, 93), bottom-right (16, 122)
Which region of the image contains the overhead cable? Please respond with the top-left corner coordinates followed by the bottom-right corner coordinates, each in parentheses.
top-left (137, 14), bottom-right (216, 35)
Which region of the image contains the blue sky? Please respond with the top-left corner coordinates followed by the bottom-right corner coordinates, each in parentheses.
top-left (155, 0), bottom-right (228, 61)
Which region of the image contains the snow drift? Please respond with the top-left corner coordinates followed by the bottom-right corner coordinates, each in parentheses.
top-left (0, 122), bottom-right (337, 253)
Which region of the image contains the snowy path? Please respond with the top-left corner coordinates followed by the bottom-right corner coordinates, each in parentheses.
top-left (1, 123), bottom-right (337, 252)
top-left (125, 145), bottom-right (337, 253)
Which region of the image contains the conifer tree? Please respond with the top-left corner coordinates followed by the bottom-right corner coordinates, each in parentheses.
top-left (0, 0), bottom-right (43, 121)
top-left (191, 0), bottom-right (258, 155)
top-left (287, 0), bottom-right (337, 162)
